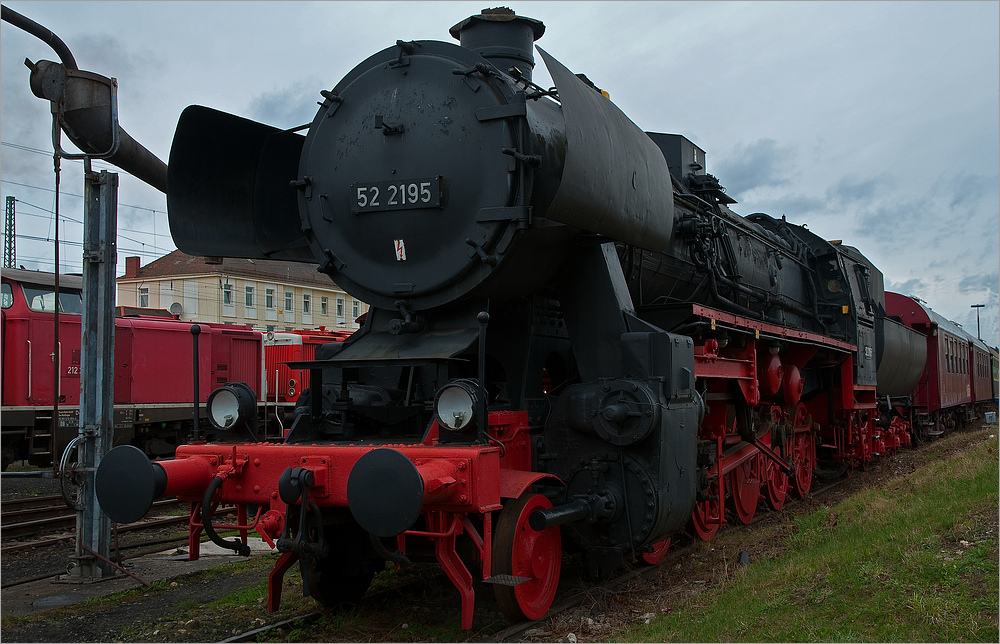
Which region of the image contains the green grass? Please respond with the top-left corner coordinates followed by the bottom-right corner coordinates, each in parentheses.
top-left (626, 429), bottom-right (999, 642)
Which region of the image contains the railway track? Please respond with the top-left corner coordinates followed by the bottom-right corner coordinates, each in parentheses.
top-left (218, 475), bottom-right (849, 643)
top-left (1, 496), bottom-right (190, 540)
top-left (0, 500), bottom-right (242, 589)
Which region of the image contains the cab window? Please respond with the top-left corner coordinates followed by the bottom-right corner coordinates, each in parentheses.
top-left (21, 285), bottom-right (84, 314)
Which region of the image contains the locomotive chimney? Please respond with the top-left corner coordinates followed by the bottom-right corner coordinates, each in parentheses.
top-left (450, 8), bottom-right (545, 82)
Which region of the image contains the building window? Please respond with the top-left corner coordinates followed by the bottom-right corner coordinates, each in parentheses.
top-left (138, 287), bottom-right (149, 308)
top-left (284, 291), bottom-right (293, 311)
top-left (321, 297), bottom-right (328, 315)
top-left (223, 284), bottom-right (233, 305)
top-left (266, 325), bottom-right (275, 332)
top-left (352, 299), bottom-right (359, 318)
top-left (245, 286), bottom-right (255, 307)
top-left (302, 294), bottom-right (311, 314)
top-left (337, 296), bottom-right (345, 317)
top-left (266, 288), bottom-right (275, 308)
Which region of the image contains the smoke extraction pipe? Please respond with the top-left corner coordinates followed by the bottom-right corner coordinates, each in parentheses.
top-left (1, 5), bottom-right (78, 69)
top-left (3, 6), bottom-right (168, 193)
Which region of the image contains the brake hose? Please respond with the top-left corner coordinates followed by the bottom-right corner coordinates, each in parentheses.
top-left (202, 476), bottom-right (251, 556)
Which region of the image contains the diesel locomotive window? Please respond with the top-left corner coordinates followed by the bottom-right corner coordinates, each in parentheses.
top-left (22, 284), bottom-right (84, 314)
top-left (1, 282), bottom-right (12, 309)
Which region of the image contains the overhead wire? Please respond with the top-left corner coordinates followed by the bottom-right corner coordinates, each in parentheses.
top-left (2, 140), bottom-right (177, 267)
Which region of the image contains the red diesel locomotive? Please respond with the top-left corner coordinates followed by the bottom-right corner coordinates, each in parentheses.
top-left (1, 268), bottom-right (264, 470)
top-left (1, 268), bottom-right (352, 470)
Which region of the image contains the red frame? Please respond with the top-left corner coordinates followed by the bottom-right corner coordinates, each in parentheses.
top-left (156, 410), bottom-right (548, 629)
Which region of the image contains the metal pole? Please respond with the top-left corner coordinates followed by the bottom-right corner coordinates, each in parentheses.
top-left (51, 153), bottom-right (61, 469)
top-left (71, 167), bottom-right (117, 579)
top-left (972, 304), bottom-right (984, 341)
top-left (191, 325), bottom-right (201, 441)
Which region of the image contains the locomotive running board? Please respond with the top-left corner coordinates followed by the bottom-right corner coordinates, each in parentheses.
top-left (641, 302), bottom-right (858, 353)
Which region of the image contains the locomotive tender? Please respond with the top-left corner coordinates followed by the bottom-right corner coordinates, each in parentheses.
top-left (93, 8), bottom-right (948, 627)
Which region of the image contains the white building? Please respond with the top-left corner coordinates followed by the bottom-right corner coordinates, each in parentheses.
top-left (116, 251), bottom-right (368, 332)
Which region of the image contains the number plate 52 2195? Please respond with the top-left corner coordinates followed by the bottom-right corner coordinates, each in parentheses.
top-left (351, 176), bottom-right (441, 213)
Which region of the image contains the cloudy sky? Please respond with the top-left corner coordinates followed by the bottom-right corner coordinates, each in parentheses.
top-left (2, 1), bottom-right (997, 344)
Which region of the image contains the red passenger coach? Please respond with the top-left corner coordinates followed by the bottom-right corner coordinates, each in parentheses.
top-left (969, 336), bottom-right (994, 410)
top-left (885, 292), bottom-right (989, 436)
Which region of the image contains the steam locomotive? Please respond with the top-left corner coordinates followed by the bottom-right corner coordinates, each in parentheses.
top-left (85, 7), bottom-right (966, 628)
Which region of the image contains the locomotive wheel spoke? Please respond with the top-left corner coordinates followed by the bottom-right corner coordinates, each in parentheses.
top-left (728, 455), bottom-right (760, 524)
top-left (690, 476), bottom-right (722, 540)
top-left (639, 538), bottom-right (671, 565)
top-left (765, 424), bottom-right (790, 511)
top-left (793, 431), bottom-right (816, 497)
top-left (493, 493), bottom-right (562, 622)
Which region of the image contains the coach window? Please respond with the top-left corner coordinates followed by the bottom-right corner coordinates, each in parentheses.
top-left (1, 282), bottom-right (12, 308)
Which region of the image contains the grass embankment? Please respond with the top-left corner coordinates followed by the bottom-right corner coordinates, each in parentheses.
top-left (626, 428), bottom-right (999, 642)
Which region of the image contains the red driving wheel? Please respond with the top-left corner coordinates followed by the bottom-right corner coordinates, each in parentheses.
top-left (763, 405), bottom-right (790, 511)
top-left (728, 454), bottom-right (761, 524)
top-left (493, 493), bottom-right (562, 622)
top-left (640, 538), bottom-right (671, 565)
top-left (793, 430), bottom-right (816, 498)
top-left (690, 475), bottom-right (722, 540)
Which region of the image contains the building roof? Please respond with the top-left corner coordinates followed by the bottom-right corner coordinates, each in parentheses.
top-left (117, 250), bottom-right (340, 290)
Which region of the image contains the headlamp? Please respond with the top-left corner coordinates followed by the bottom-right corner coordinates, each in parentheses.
top-left (206, 382), bottom-right (258, 438)
top-left (434, 378), bottom-right (482, 432)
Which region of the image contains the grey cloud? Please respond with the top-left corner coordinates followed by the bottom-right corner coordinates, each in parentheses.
top-left (826, 174), bottom-right (896, 207)
top-left (713, 138), bottom-right (795, 199)
top-left (853, 199), bottom-right (934, 249)
top-left (945, 172), bottom-right (996, 210)
top-left (748, 193), bottom-right (827, 218)
top-left (886, 278), bottom-right (927, 296)
top-left (247, 79), bottom-right (324, 129)
top-left (957, 271), bottom-right (999, 296)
